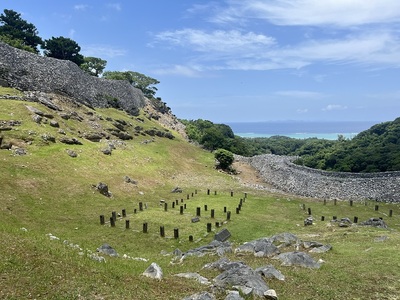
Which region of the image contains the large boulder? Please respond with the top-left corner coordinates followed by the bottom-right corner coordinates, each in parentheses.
top-left (274, 251), bottom-right (321, 269)
top-left (142, 262), bottom-right (163, 280)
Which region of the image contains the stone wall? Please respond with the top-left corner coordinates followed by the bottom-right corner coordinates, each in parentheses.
top-left (0, 41), bottom-right (145, 115)
top-left (238, 154), bottom-right (400, 202)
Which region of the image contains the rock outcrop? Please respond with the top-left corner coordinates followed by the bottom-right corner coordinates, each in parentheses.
top-left (0, 41), bottom-right (145, 116)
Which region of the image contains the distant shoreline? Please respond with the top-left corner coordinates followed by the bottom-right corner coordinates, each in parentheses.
top-left (227, 121), bottom-right (378, 140)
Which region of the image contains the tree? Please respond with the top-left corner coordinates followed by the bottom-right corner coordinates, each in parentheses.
top-left (103, 71), bottom-right (159, 98)
top-left (80, 56), bottom-right (107, 77)
top-left (214, 149), bottom-right (234, 170)
top-left (42, 36), bottom-right (84, 66)
top-left (0, 9), bottom-right (42, 53)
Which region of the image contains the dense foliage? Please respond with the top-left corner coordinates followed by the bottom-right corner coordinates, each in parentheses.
top-left (214, 148), bottom-right (234, 170)
top-left (42, 36), bottom-right (85, 66)
top-left (0, 9), bottom-right (42, 53)
top-left (182, 118), bottom-right (400, 173)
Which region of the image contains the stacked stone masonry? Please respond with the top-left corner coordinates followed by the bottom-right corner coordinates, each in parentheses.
top-left (238, 154), bottom-right (400, 202)
top-left (0, 41), bottom-right (145, 115)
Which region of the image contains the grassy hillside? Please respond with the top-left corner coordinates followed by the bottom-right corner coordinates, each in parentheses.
top-left (1, 88), bottom-right (400, 299)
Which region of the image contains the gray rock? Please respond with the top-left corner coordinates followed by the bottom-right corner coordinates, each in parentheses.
top-left (49, 120), bottom-right (59, 127)
top-left (360, 217), bottom-right (388, 228)
top-left (255, 265), bottom-right (285, 281)
top-left (101, 148), bottom-right (112, 155)
top-left (309, 244), bottom-right (332, 253)
top-left (171, 186), bottom-right (183, 193)
top-left (224, 291), bottom-right (244, 300)
top-left (96, 243), bottom-right (118, 257)
top-left (96, 182), bottom-right (111, 197)
top-left (303, 241), bottom-right (324, 249)
top-left (182, 292), bottom-right (215, 300)
top-left (214, 229), bottom-right (231, 242)
top-left (274, 251), bottom-right (321, 269)
top-left (59, 137), bottom-right (82, 145)
top-left (66, 149), bottom-right (77, 158)
top-left (213, 263), bottom-right (270, 297)
top-left (142, 262), bottom-right (163, 280)
top-left (14, 148), bottom-right (26, 156)
top-left (174, 272), bottom-right (210, 285)
top-left (264, 289), bottom-right (278, 300)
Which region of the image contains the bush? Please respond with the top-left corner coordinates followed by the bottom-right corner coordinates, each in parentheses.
top-left (214, 148), bottom-right (234, 170)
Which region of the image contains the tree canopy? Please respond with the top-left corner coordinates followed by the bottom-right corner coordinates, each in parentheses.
top-left (80, 56), bottom-right (107, 77)
top-left (0, 9), bottom-right (42, 53)
top-left (103, 71), bottom-right (159, 98)
top-left (42, 36), bottom-right (84, 66)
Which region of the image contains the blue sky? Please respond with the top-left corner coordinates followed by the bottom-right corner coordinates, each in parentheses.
top-left (2, 1), bottom-right (400, 123)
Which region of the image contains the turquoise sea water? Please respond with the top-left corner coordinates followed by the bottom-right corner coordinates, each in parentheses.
top-left (226, 121), bottom-right (377, 140)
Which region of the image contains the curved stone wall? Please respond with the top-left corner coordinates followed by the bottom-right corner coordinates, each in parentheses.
top-left (0, 42), bottom-right (145, 115)
top-left (238, 154), bottom-right (400, 202)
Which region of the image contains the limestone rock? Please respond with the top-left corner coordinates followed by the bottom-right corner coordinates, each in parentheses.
top-left (274, 251), bottom-right (321, 269)
top-left (142, 262), bottom-right (163, 280)
top-left (96, 243), bottom-right (118, 257)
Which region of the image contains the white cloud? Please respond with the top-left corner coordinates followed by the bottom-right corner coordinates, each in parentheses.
top-left (216, 0), bottom-right (400, 27)
top-left (69, 29), bottom-right (76, 39)
top-left (322, 104), bottom-right (348, 111)
top-left (106, 3), bottom-right (122, 11)
top-left (74, 4), bottom-right (89, 11)
top-left (153, 65), bottom-right (202, 77)
top-left (297, 108), bottom-right (309, 114)
top-left (81, 45), bottom-right (127, 58)
top-left (154, 29), bottom-right (275, 53)
top-left (275, 90), bottom-right (327, 99)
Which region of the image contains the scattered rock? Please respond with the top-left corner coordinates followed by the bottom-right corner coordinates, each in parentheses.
top-left (96, 182), bottom-right (111, 197)
top-left (101, 148), bottom-right (112, 155)
top-left (224, 291), bottom-right (244, 300)
top-left (142, 262), bottom-right (163, 280)
top-left (124, 176), bottom-right (137, 184)
top-left (174, 273), bottom-right (210, 285)
top-left (274, 251), bottom-right (321, 269)
top-left (360, 218), bottom-right (388, 229)
top-left (309, 244), bottom-right (332, 253)
top-left (59, 137), bottom-right (83, 145)
top-left (96, 243), bottom-right (118, 257)
top-left (14, 148), bottom-right (26, 156)
top-left (264, 289), bottom-right (278, 300)
top-left (182, 292), bottom-right (216, 300)
top-left (255, 265), bottom-right (285, 281)
top-left (214, 229), bottom-right (231, 242)
top-left (171, 186), bottom-right (183, 193)
top-left (191, 217), bottom-right (200, 223)
top-left (83, 132), bottom-right (104, 142)
top-left (49, 120), bottom-right (59, 127)
top-left (304, 216), bottom-right (313, 226)
top-left (66, 149), bottom-right (78, 158)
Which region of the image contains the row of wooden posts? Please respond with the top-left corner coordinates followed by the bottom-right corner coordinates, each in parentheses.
top-left (302, 199), bottom-right (395, 222)
top-left (98, 189), bottom-right (248, 240)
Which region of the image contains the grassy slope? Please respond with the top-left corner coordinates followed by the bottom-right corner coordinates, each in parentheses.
top-left (1, 89), bottom-right (400, 299)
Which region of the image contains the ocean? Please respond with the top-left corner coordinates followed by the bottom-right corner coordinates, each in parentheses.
top-left (226, 121), bottom-right (378, 140)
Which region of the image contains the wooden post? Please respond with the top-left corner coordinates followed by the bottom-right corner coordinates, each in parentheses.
top-left (160, 226), bottom-right (165, 237)
top-left (122, 209), bottom-right (126, 217)
top-left (184, 203), bottom-right (187, 209)
top-left (302, 204), bottom-right (306, 210)
top-left (353, 216), bottom-right (358, 223)
top-left (143, 222), bottom-right (148, 233)
top-left (375, 205), bottom-right (379, 211)
top-left (139, 202), bottom-right (143, 211)
top-left (238, 204), bottom-right (242, 211)
top-left (236, 207), bottom-right (240, 214)
top-left (224, 206), bottom-right (227, 213)
top-left (176, 199), bottom-right (179, 205)
top-left (180, 206), bottom-right (184, 215)
top-left (181, 198), bottom-right (184, 203)
top-left (244, 192), bottom-right (247, 198)
top-left (240, 198), bottom-right (243, 206)
top-left (196, 207), bottom-right (201, 217)
top-left (195, 190), bottom-right (197, 194)
top-left (349, 200), bottom-right (353, 206)
top-left (164, 202), bottom-right (168, 211)
top-left (334, 199), bottom-right (337, 205)
top-left (172, 202), bottom-right (175, 209)
top-left (215, 222), bottom-right (220, 227)
top-left (100, 215), bottom-right (105, 225)
top-left (112, 211), bottom-right (117, 221)
top-left (204, 204), bottom-right (208, 211)
top-left (214, 191), bottom-right (217, 195)
top-left (308, 207), bottom-right (312, 215)
top-left (134, 208), bottom-right (137, 214)
top-left (321, 216), bottom-right (325, 221)
top-left (324, 199), bottom-right (326, 205)
top-left (192, 192), bottom-right (194, 197)
top-left (110, 217), bottom-right (115, 227)
top-left (231, 191), bottom-right (234, 197)
top-left (389, 209), bottom-right (393, 217)
top-left (189, 235), bottom-right (193, 242)
top-left (174, 228), bottom-right (179, 239)
top-left (227, 211), bottom-right (231, 220)
top-left (125, 219), bottom-right (130, 229)
top-left (333, 216), bottom-right (337, 220)
top-left (207, 223), bottom-right (212, 232)
top-left (207, 189), bottom-right (210, 195)
top-left (211, 209), bottom-right (215, 218)
top-left (187, 194), bottom-right (190, 199)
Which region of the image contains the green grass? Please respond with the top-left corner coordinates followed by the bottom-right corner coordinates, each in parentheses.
top-left (1, 96), bottom-right (400, 299)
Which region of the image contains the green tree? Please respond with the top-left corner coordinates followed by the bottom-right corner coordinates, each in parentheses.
top-left (103, 71), bottom-right (159, 98)
top-left (214, 149), bottom-right (234, 170)
top-left (42, 36), bottom-right (84, 66)
top-left (0, 9), bottom-right (42, 53)
top-left (80, 56), bottom-right (107, 77)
